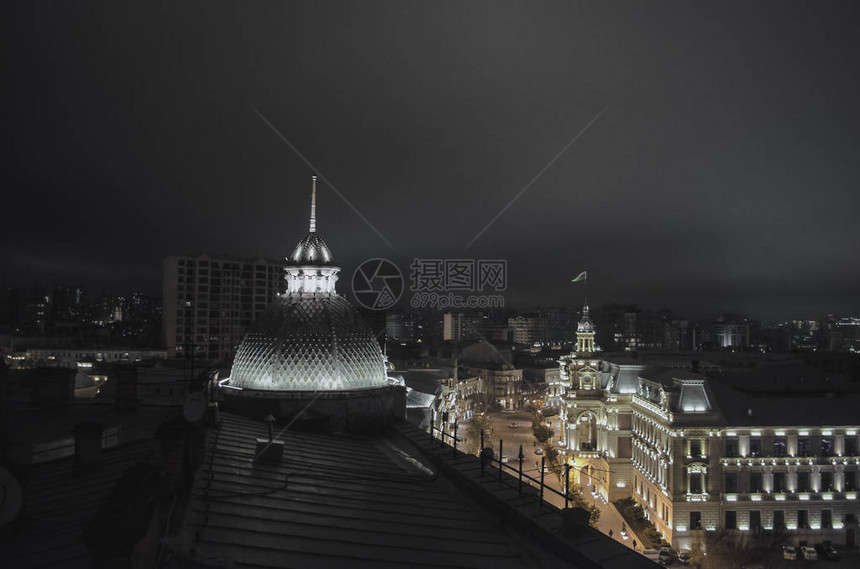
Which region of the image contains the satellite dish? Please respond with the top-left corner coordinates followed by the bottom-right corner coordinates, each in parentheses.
top-left (183, 392), bottom-right (208, 424)
top-left (0, 467), bottom-right (23, 526)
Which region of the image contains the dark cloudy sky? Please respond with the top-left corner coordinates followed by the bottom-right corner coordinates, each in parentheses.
top-left (4, 1), bottom-right (860, 322)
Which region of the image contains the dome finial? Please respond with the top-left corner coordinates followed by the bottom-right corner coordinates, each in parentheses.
top-left (309, 175), bottom-right (317, 233)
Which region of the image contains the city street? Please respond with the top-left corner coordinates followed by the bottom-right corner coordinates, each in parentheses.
top-left (460, 410), bottom-right (649, 556)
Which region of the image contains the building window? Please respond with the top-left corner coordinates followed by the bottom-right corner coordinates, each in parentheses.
top-left (689, 472), bottom-right (703, 494)
top-left (798, 510), bottom-right (809, 529)
top-left (797, 438), bottom-right (810, 457)
top-left (690, 439), bottom-right (702, 457)
top-left (750, 510), bottom-right (761, 531)
top-left (845, 437), bottom-right (857, 456)
top-left (822, 438), bottom-right (834, 456)
top-left (797, 472), bottom-right (810, 492)
top-left (822, 509), bottom-right (832, 529)
top-left (774, 510), bottom-right (785, 530)
top-left (844, 471), bottom-right (856, 491)
top-left (750, 472), bottom-right (763, 493)
top-left (750, 439), bottom-right (762, 457)
top-left (725, 473), bottom-right (738, 493)
top-left (773, 472), bottom-right (787, 492)
top-left (725, 511), bottom-right (737, 530)
top-left (773, 439), bottom-right (786, 457)
top-left (821, 471), bottom-right (833, 492)
top-left (725, 439), bottom-right (738, 458)
top-left (690, 511), bottom-right (702, 530)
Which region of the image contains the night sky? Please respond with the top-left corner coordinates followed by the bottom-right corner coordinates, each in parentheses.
top-left (5, 1), bottom-right (860, 322)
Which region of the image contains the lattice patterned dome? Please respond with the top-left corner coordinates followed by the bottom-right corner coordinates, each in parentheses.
top-left (228, 293), bottom-right (387, 391)
top-left (226, 175), bottom-right (387, 392)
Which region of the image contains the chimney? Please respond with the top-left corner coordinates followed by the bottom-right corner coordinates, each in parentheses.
top-left (255, 414), bottom-right (285, 462)
top-left (73, 421), bottom-right (105, 470)
top-left (30, 367), bottom-right (76, 406)
top-left (114, 364), bottom-right (139, 410)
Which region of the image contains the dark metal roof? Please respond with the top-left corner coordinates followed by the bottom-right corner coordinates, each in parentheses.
top-left (708, 379), bottom-right (860, 427)
top-left (171, 412), bottom-right (658, 568)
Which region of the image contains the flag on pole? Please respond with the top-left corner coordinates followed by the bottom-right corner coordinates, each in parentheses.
top-left (571, 271), bottom-right (587, 283)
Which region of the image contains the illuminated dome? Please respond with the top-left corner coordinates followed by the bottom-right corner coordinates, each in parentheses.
top-left (229, 294), bottom-right (386, 391)
top-left (226, 175), bottom-right (387, 392)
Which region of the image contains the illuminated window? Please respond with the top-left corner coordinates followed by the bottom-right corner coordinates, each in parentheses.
top-left (822, 438), bottom-right (834, 456)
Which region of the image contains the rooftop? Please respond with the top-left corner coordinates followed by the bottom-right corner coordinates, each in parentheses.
top-left (169, 412), bottom-right (657, 568)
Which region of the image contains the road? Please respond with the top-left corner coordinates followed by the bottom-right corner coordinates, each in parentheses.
top-left (460, 411), bottom-right (648, 555)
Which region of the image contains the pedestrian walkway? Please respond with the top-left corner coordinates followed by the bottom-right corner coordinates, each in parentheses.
top-left (526, 465), bottom-right (649, 554)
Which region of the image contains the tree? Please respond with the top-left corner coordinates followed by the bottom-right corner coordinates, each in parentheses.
top-left (566, 483), bottom-right (601, 528)
top-left (465, 413), bottom-right (490, 455)
top-left (533, 424), bottom-right (554, 443)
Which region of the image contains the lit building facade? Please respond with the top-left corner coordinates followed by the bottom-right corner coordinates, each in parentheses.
top-left (556, 336), bottom-right (860, 550)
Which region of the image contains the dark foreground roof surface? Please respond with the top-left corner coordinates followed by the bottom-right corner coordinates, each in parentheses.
top-left (170, 412), bottom-right (656, 569)
top-left (0, 438), bottom-right (162, 568)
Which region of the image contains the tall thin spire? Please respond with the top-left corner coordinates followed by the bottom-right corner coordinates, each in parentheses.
top-left (309, 175), bottom-right (317, 233)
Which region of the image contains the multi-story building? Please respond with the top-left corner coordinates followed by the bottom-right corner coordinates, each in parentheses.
top-left (458, 340), bottom-right (523, 410)
top-left (162, 254), bottom-right (285, 361)
top-left (443, 312), bottom-right (463, 341)
top-left (508, 315), bottom-right (548, 346)
top-left (713, 314), bottom-right (752, 349)
top-left (555, 315), bottom-right (860, 551)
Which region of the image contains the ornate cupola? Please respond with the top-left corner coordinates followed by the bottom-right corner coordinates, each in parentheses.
top-left (576, 301), bottom-right (596, 354)
top-left (285, 175), bottom-right (339, 294)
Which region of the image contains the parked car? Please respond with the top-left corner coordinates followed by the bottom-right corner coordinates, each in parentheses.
top-left (783, 546), bottom-right (798, 561)
top-left (677, 549), bottom-right (692, 565)
top-left (800, 546), bottom-right (818, 560)
top-left (501, 455), bottom-right (509, 463)
top-left (509, 422), bottom-right (519, 428)
top-left (814, 543), bottom-right (839, 560)
top-left (534, 447), bottom-right (543, 455)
